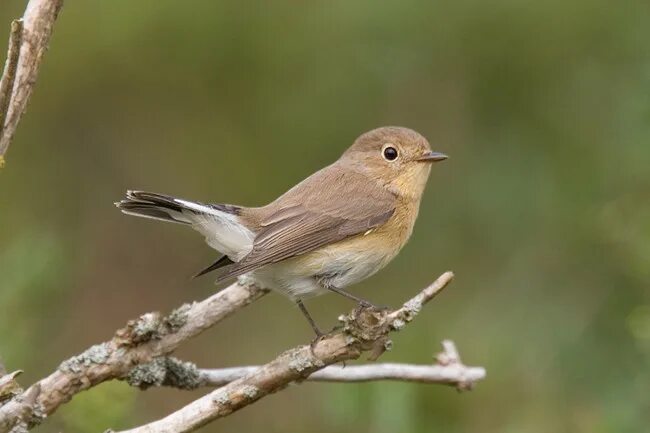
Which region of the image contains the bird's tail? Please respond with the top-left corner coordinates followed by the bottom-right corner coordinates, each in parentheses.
top-left (116, 191), bottom-right (189, 224)
top-left (115, 190), bottom-right (241, 224)
top-left (115, 191), bottom-right (254, 262)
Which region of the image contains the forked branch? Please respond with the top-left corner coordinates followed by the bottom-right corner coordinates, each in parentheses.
top-left (109, 272), bottom-right (475, 433)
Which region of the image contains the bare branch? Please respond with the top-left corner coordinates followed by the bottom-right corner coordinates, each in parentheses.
top-left (110, 272), bottom-right (460, 433)
top-left (124, 340), bottom-right (484, 392)
top-left (1, 272), bottom-right (477, 433)
top-left (0, 279), bottom-right (268, 432)
top-left (0, 0), bottom-right (64, 167)
top-left (0, 384), bottom-right (39, 433)
top-left (0, 20), bottom-right (23, 142)
top-left (200, 361), bottom-right (484, 387)
top-left (198, 341), bottom-right (485, 389)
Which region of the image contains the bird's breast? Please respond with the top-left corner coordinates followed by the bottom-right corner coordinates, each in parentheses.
top-left (293, 198), bottom-right (420, 286)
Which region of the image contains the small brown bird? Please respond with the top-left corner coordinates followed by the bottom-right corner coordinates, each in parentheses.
top-left (116, 126), bottom-right (447, 335)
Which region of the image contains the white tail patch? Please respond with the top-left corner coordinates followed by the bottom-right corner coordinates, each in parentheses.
top-left (118, 192), bottom-right (254, 261)
top-left (184, 205), bottom-right (254, 261)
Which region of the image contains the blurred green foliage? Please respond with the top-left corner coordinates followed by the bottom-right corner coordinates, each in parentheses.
top-left (0, 0), bottom-right (648, 432)
top-left (0, 233), bottom-right (68, 365)
top-left (60, 381), bottom-right (137, 433)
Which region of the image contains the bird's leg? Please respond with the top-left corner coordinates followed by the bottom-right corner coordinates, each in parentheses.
top-left (296, 299), bottom-right (323, 337)
top-left (326, 286), bottom-right (380, 309)
top-left (297, 300), bottom-right (328, 355)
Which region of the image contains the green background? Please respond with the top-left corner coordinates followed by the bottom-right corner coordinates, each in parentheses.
top-left (1, 1), bottom-right (649, 432)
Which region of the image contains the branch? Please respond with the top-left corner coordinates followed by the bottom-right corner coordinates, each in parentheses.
top-left (0, 20), bottom-right (22, 142)
top-left (186, 341), bottom-right (484, 389)
top-left (0, 384), bottom-right (40, 433)
top-left (110, 272), bottom-right (460, 433)
top-left (0, 279), bottom-right (269, 432)
top-left (124, 343), bottom-right (483, 392)
top-left (0, 0), bottom-right (63, 167)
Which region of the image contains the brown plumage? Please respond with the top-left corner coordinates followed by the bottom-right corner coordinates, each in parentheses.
top-left (221, 169), bottom-right (396, 281)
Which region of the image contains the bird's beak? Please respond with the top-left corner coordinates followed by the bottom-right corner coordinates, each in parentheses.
top-left (416, 151), bottom-right (448, 162)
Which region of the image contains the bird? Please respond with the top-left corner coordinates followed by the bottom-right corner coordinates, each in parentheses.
top-left (115, 126), bottom-right (447, 335)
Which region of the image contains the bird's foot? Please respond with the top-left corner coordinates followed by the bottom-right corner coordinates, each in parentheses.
top-left (309, 330), bottom-right (326, 355)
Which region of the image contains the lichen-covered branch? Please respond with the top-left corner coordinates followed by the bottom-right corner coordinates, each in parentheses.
top-left (0, 279), bottom-right (268, 433)
top-left (126, 341), bottom-right (485, 392)
top-left (0, 0), bottom-right (64, 167)
top-left (0, 272), bottom-right (476, 433)
top-left (110, 272), bottom-right (459, 433)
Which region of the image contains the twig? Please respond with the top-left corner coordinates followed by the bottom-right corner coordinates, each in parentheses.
top-left (0, 20), bottom-right (23, 141)
top-left (110, 272), bottom-right (459, 433)
top-left (197, 341), bottom-right (485, 389)
top-left (122, 341), bottom-right (484, 392)
top-left (0, 279), bottom-right (268, 432)
top-left (0, 0), bottom-right (64, 167)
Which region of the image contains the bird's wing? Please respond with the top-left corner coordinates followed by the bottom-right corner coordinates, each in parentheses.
top-left (215, 169), bottom-right (396, 282)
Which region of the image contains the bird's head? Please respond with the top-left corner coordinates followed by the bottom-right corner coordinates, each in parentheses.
top-left (340, 126), bottom-right (447, 199)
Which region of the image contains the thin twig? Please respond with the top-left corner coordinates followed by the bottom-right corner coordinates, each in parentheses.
top-left (0, 20), bottom-right (23, 142)
top-left (197, 342), bottom-right (485, 389)
top-left (110, 272), bottom-right (460, 433)
top-left (0, 0), bottom-right (64, 166)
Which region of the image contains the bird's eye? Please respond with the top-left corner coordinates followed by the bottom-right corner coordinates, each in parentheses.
top-left (382, 146), bottom-right (398, 161)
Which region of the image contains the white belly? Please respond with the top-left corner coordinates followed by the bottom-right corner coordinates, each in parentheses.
top-left (249, 246), bottom-right (394, 300)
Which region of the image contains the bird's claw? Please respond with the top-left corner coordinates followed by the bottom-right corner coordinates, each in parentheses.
top-left (309, 332), bottom-right (326, 355)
